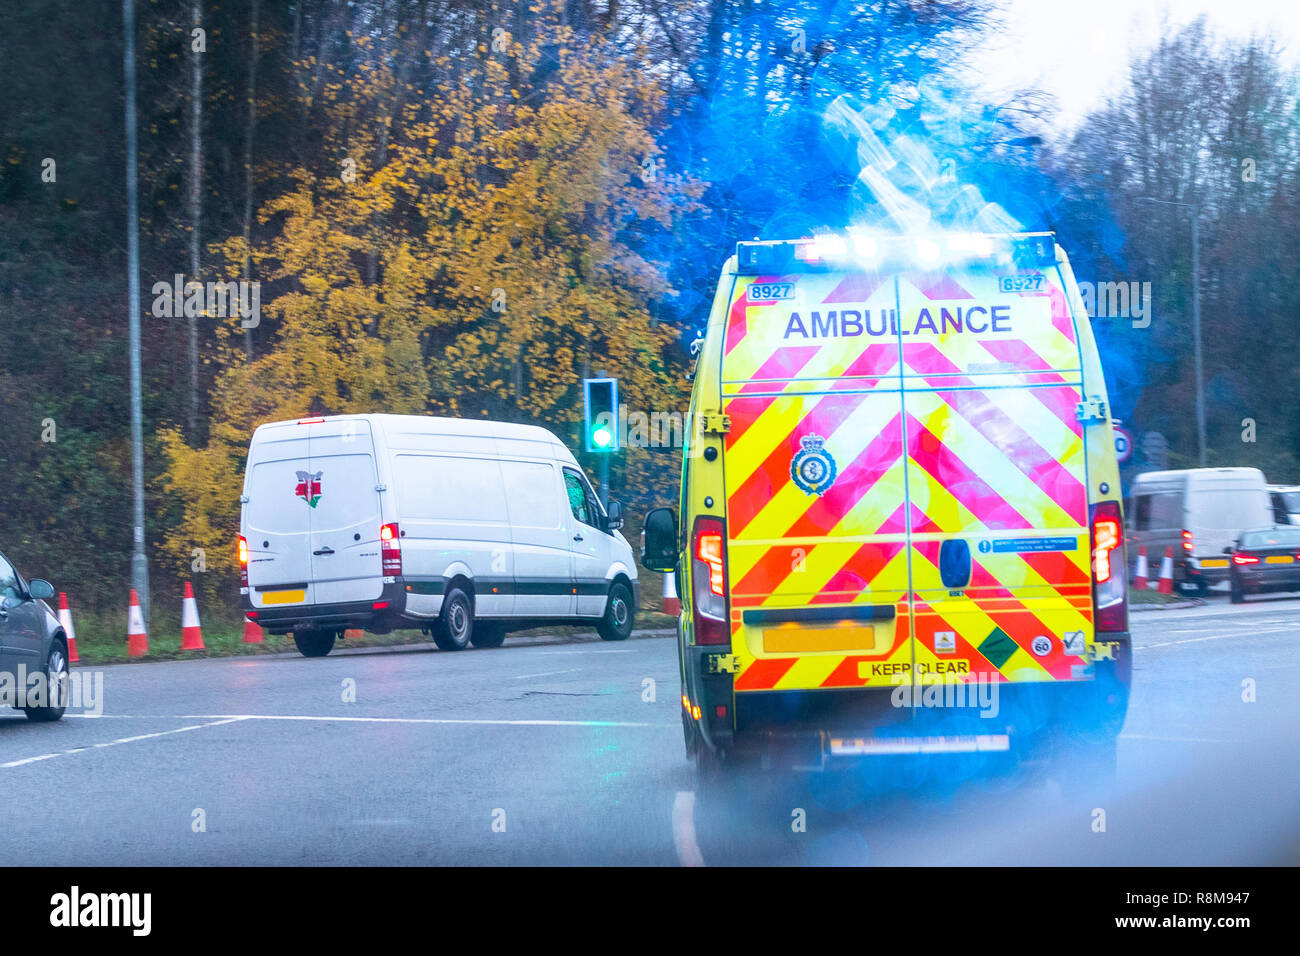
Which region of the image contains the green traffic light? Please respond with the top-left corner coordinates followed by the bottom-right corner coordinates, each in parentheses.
top-left (592, 425), bottom-right (612, 448)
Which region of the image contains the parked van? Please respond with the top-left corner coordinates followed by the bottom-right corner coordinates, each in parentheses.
top-left (239, 414), bottom-right (638, 657)
top-left (1267, 485), bottom-right (1300, 526)
top-left (1128, 468), bottom-right (1271, 593)
top-left (641, 232), bottom-right (1130, 776)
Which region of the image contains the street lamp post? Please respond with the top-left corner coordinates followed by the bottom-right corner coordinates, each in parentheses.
top-left (1137, 196), bottom-right (1205, 467)
top-left (124, 0), bottom-right (150, 622)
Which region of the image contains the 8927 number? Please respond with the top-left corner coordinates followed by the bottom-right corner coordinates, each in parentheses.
top-left (748, 282), bottom-right (795, 301)
top-left (998, 274), bottom-right (1045, 293)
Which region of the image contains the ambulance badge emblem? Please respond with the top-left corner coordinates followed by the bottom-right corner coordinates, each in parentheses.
top-left (791, 434), bottom-right (837, 496)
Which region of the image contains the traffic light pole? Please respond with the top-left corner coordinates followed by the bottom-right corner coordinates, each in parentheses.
top-left (599, 455), bottom-right (609, 510)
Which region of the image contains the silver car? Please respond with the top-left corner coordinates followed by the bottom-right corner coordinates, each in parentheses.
top-left (0, 549), bottom-right (69, 721)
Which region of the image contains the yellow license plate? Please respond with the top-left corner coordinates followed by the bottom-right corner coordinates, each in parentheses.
top-left (261, 589), bottom-right (306, 605)
top-left (763, 623), bottom-right (886, 654)
top-left (1199, 559), bottom-right (1229, 568)
top-left (1265, 555), bottom-right (1294, 564)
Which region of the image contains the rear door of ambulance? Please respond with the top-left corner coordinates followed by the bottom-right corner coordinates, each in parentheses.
top-left (719, 248), bottom-right (1095, 711)
top-left (895, 261), bottom-right (1094, 688)
top-left (721, 270), bottom-right (913, 696)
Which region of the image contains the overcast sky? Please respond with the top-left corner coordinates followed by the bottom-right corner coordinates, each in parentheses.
top-left (970, 0), bottom-right (1300, 135)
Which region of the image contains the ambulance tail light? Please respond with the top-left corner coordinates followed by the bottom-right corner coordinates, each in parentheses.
top-left (692, 516), bottom-right (729, 646)
top-left (1182, 529), bottom-right (1194, 552)
top-left (238, 535), bottom-right (249, 588)
top-left (1091, 501), bottom-right (1127, 632)
top-left (380, 523), bottom-right (402, 575)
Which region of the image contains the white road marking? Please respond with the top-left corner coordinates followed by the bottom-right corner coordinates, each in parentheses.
top-left (1140, 626), bottom-right (1298, 649)
top-left (64, 713), bottom-right (675, 727)
top-left (1121, 733), bottom-right (1238, 744)
top-left (538, 649), bottom-right (637, 655)
top-left (672, 791), bottom-right (705, 867)
top-left (511, 669), bottom-right (581, 680)
top-left (1, 717), bottom-right (247, 769)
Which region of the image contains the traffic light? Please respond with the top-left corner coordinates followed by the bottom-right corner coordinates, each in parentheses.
top-left (583, 378), bottom-right (619, 453)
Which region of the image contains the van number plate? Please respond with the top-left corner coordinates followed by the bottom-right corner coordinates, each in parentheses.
top-left (262, 589), bottom-right (306, 605)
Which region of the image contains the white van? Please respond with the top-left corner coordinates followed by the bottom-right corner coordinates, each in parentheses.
top-left (239, 414), bottom-right (638, 657)
top-left (1128, 467), bottom-right (1272, 593)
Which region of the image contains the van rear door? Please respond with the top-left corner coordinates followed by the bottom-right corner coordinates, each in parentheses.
top-left (895, 263), bottom-right (1094, 684)
top-left (245, 423), bottom-right (315, 608)
top-left (721, 270), bottom-right (912, 692)
top-left (306, 420), bottom-right (384, 605)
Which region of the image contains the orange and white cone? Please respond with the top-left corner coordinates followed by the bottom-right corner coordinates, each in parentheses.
top-left (1156, 546), bottom-right (1175, 595)
top-left (1133, 545), bottom-right (1149, 591)
top-left (127, 589), bottom-right (149, 658)
top-left (180, 581), bottom-right (205, 650)
top-left (242, 617), bottom-right (264, 644)
top-left (663, 571), bottom-right (680, 616)
top-left (58, 592), bottom-right (79, 663)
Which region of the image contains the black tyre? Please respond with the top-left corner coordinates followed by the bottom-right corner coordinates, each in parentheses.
top-left (1230, 576), bottom-right (1245, 604)
top-left (434, 587), bottom-right (473, 651)
top-left (24, 641), bottom-right (68, 722)
top-left (293, 630), bottom-right (336, 657)
top-left (596, 582), bottom-right (634, 641)
top-left (470, 621), bottom-right (505, 649)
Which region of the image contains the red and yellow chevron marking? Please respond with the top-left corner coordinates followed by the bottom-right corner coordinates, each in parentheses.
top-left (722, 274), bottom-right (901, 397)
top-left (717, 265), bottom-right (1094, 694)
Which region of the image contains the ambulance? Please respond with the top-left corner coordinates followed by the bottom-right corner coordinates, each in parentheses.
top-left (641, 232), bottom-right (1131, 775)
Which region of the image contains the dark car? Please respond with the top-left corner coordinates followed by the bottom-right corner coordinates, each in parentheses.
top-left (1226, 527), bottom-right (1300, 604)
top-left (0, 550), bottom-right (68, 721)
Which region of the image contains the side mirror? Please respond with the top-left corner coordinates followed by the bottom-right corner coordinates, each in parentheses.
top-left (28, 579), bottom-right (55, 601)
top-left (606, 499), bottom-right (624, 531)
top-left (1222, 546), bottom-right (1234, 555)
top-left (640, 507), bottom-right (677, 573)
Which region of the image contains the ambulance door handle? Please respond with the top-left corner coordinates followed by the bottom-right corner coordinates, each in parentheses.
top-left (573, 533), bottom-right (584, 542)
top-left (313, 546), bottom-right (335, 556)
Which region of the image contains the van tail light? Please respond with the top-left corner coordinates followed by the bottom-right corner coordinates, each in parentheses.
top-left (1182, 529), bottom-right (1193, 552)
top-left (1232, 554), bottom-right (1260, 565)
top-left (380, 523), bottom-right (402, 575)
top-left (691, 516), bottom-right (729, 646)
top-left (238, 535), bottom-right (249, 588)
top-left (1091, 501), bottom-right (1127, 633)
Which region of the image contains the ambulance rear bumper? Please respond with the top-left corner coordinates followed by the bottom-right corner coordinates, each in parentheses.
top-left (712, 633), bottom-right (1132, 769)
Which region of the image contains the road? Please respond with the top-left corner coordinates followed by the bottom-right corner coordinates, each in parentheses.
top-left (1, 594), bottom-right (1297, 866)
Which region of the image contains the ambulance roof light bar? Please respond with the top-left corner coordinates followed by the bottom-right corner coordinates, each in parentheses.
top-left (736, 231), bottom-right (1056, 275)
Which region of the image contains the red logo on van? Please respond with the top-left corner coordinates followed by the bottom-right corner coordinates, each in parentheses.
top-left (295, 470), bottom-right (323, 508)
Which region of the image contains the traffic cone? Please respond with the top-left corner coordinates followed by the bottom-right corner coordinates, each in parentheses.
top-left (1133, 546), bottom-right (1149, 591)
top-left (58, 592), bottom-right (79, 663)
top-left (343, 629), bottom-right (363, 639)
top-left (242, 617), bottom-right (264, 644)
top-left (663, 571), bottom-right (680, 616)
top-left (180, 581), bottom-right (205, 650)
top-left (1156, 546), bottom-right (1175, 595)
top-left (127, 589), bottom-right (149, 658)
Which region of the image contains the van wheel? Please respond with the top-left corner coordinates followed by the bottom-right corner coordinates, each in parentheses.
top-left (470, 622), bottom-right (505, 649)
top-left (597, 582), bottom-right (635, 641)
top-left (293, 630), bottom-right (336, 657)
top-left (434, 588), bottom-right (473, 651)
